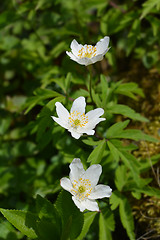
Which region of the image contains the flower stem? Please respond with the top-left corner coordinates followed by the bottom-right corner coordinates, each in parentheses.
top-left (88, 65), bottom-right (93, 103)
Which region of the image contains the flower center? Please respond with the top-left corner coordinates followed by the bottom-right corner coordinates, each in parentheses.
top-left (74, 119), bottom-right (80, 126)
top-left (71, 178), bottom-right (93, 201)
top-left (78, 185), bottom-right (86, 193)
top-left (78, 45), bottom-right (97, 59)
top-left (68, 111), bottom-right (88, 129)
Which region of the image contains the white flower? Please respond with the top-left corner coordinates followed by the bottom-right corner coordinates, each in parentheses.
top-left (51, 96), bottom-right (105, 139)
top-left (66, 36), bottom-right (110, 66)
top-left (60, 158), bottom-right (112, 212)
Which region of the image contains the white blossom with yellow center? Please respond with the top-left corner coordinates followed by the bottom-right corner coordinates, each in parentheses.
top-left (66, 36), bottom-right (110, 66)
top-left (60, 158), bottom-right (112, 212)
top-left (51, 96), bottom-right (106, 139)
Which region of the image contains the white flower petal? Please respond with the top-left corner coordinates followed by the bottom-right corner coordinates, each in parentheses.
top-left (72, 196), bottom-right (86, 212)
top-left (70, 39), bottom-right (83, 57)
top-left (69, 130), bottom-right (82, 139)
top-left (88, 184), bottom-right (112, 200)
top-left (72, 197), bottom-right (99, 212)
top-left (102, 47), bottom-right (110, 56)
top-left (78, 129), bottom-right (95, 135)
top-left (83, 164), bottom-right (102, 187)
top-left (84, 108), bottom-right (105, 129)
top-left (70, 96), bottom-right (86, 114)
top-left (55, 102), bottom-right (70, 120)
top-left (66, 50), bottom-right (92, 65)
top-left (66, 51), bottom-right (78, 62)
top-left (52, 102), bottom-right (70, 129)
top-left (96, 36), bottom-right (110, 55)
top-left (91, 54), bottom-right (103, 64)
top-left (60, 177), bottom-right (72, 192)
top-left (86, 108), bottom-right (104, 120)
top-left (76, 57), bottom-right (93, 66)
top-left (83, 199), bottom-right (99, 211)
top-left (69, 158), bottom-right (85, 183)
top-left (84, 118), bottom-right (105, 130)
top-left (51, 116), bottom-right (68, 129)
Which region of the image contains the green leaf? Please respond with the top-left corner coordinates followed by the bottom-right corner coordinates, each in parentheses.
top-left (110, 192), bottom-right (135, 240)
top-left (36, 219), bottom-right (60, 240)
top-left (0, 209), bottom-right (38, 239)
top-left (107, 104), bottom-right (148, 122)
top-left (99, 213), bottom-right (111, 240)
top-left (75, 212), bottom-right (96, 240)
top-left (127, 19), bottom-right (141, 56)
top-left (115, 82), bottom-right (144, 99)
top-left (65, 72), bottom-right (72, 94)
top-left (115, 165), bottom-right (127, 191)
top-left (100, 74), bottom-right (109, 106)
top-left (119, 196), bottom-right (135, 240)
top-left (140, 153), bottom-right (160, 172)
top-left (99, 208), bottom-right (115, 240)
top-left (107, 141), bottom-right (120, 162)
top-left (140, 0), bottom-right (160, 19)
top-left (40, 96), bottom-right (65, 114)
top-left (110, 129), bottom-right (158, 142)
top-left (92, 89), bottom-right (102, 108)
top-left (118, 150), bottom-right (140, 183)
top-left (23, 89), bottom-right (62, 114)
top-left (108, 140), bottom-right (141, 184)
top-left (0, 220), bottom-right (19, 239)
top-left (106, 120), bottom-right (130, 139)
top-left (36, 97), bottom-right (64, 150)
top-left (52, 73), bottom-right (72, 94)
top-left (131, 186), bottom-right (160, 198)
top-left (82, 138), bottom-right (101, 146)
top-left (36, 116), bottom-right (53, 150)
top-left (146, 15), bottom-right (160, 36)
top-left (110, 190), bottom-right (121, 210)
top-left (36, 195), bottom-right (60, 222)
top-left (87, 139), bottom-right (106, 164)
top-left (55, 190), bottom-right (83, 240)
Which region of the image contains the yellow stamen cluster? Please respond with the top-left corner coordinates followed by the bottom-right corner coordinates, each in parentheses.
top-left (78, 45), bottom-right (97, 59)
top-left (69, 111), bottom-right (88, 128)
top-left (71, 178), bottom-right (92, 201)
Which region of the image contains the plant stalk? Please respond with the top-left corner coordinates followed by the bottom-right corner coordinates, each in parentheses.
top-left (88, 65), bottom-right (93, 103)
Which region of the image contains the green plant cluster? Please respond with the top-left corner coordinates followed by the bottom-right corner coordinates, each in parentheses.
top-left (0, 0), bottom-right (160, 240)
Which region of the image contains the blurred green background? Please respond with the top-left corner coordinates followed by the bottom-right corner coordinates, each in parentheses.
top-left (0, 0), bottom-right (160, 239)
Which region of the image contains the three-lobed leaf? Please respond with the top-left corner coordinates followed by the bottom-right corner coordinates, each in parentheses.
top-left (106, 120), bottom-right (130, 139)
top-left (107, 104), bottom-right (148, 122)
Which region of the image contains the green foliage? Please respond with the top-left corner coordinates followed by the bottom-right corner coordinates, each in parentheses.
top-left (107, 104), bottom-right (148, 122)
top-left (0, 209), bottom-right (38, 239)
top-left (55, 191), bottom-right (84, 240)
top-left (76, 212), bottom-right (97, 240)
top-left (106, 120), bottom-right (158, 142)
top-left (0, 0), bottom-right (160, 239)
top-left (99, 209), bottom-right (115, 240)
top-left (140, 0), bottom-right (160, 19)
top-left (87, 139), bottom-right (106, 164)
top-left (110, 191), bottom-right (135, 240)
top-left (23, 89), bottom-right (63, 114)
